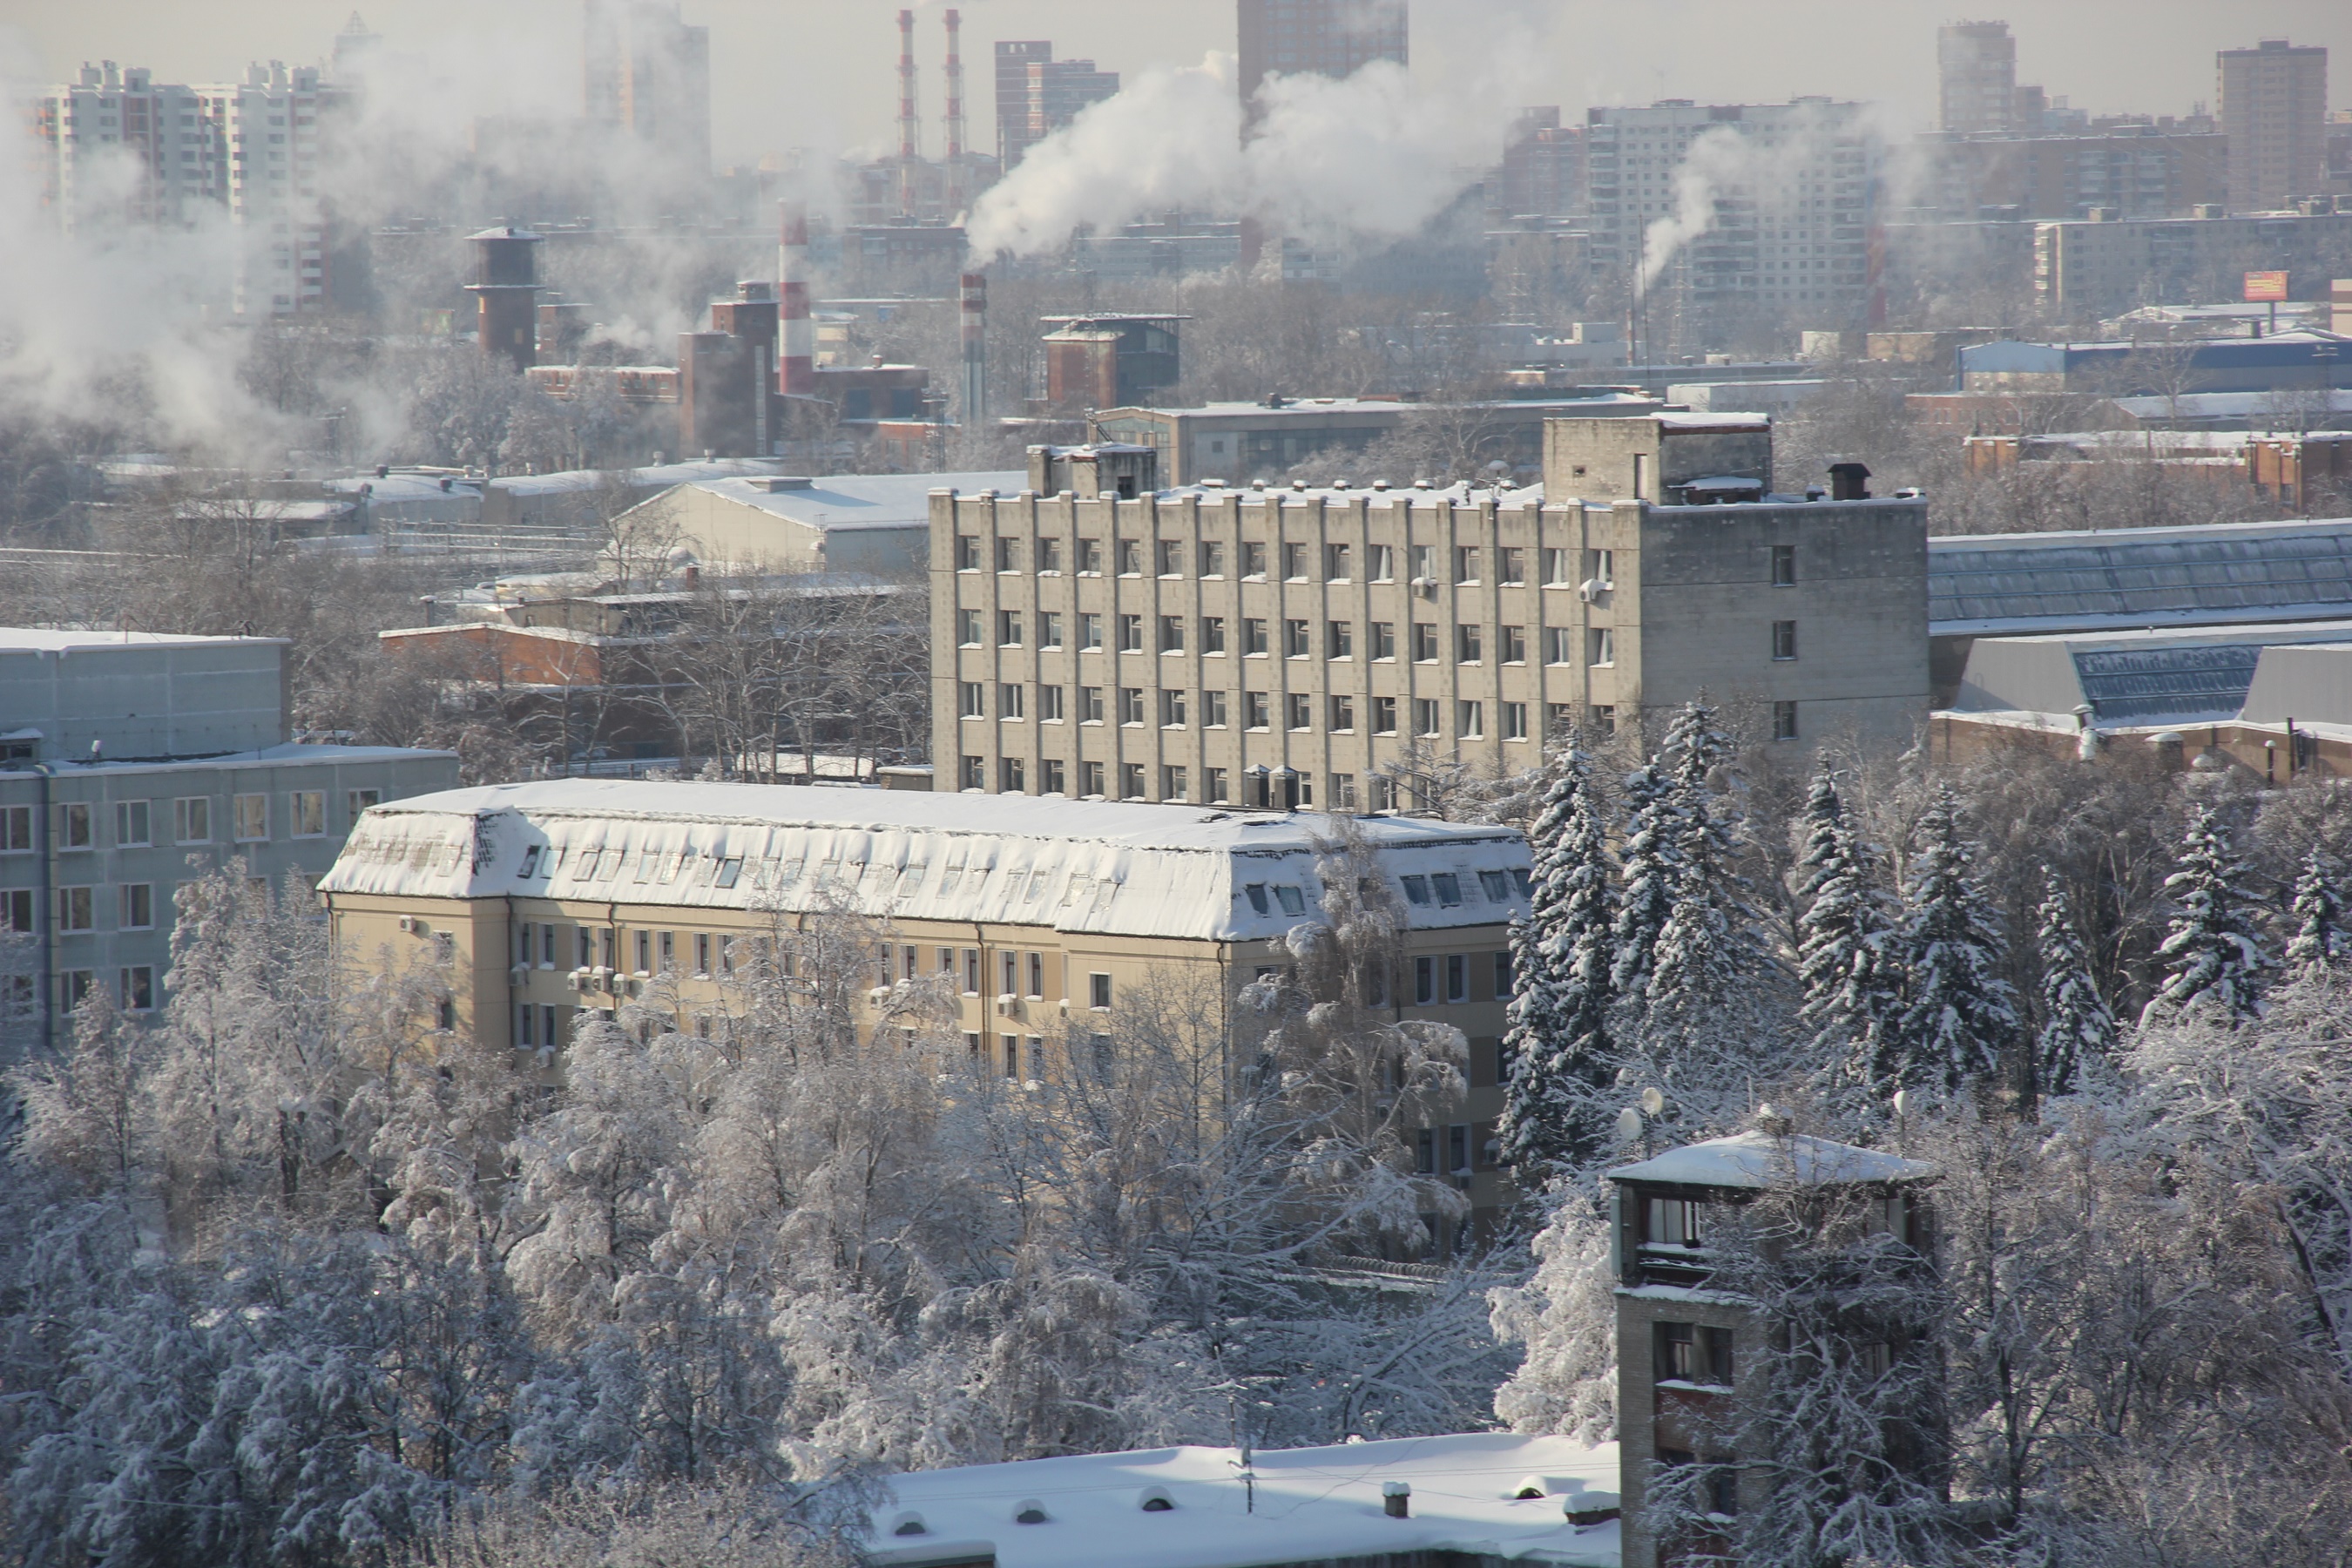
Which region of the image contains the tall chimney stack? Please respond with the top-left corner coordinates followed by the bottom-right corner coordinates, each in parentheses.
top-left (897, 9), bottom-right (921, 219)
top-left (779, 201), bottom-right (814, 397)
top-left (943, 9), bottom-right (967, 214)
top-left (959, 271), bottom-right (988, 430)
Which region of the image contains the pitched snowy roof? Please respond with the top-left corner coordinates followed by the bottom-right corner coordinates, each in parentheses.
top-left (1607, 1131), bottom-right (1935, 1190)
top-left (863, 1432), bottom-right (1620, 1568)
top-left (317, 780), bottom-right (1532, 942)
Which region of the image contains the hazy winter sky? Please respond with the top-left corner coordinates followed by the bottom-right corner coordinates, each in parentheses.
top-left (7, 0), bottom-right (2351, 166)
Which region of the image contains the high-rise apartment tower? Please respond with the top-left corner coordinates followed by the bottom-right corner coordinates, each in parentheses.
top-left (2219, 39), bottom-right (2328, 213)
top-left (1937, 21), bottom-right (2017, 135)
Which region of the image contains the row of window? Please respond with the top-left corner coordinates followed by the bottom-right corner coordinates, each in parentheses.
top-left (10, 883), bottom-right (158, 935)
top-left (51, 966), bottom-right (156, 1014)
top-left (962, 610), bottom-right (1802, 668)
top-left (963, 536), bottom-right (1657, 590)
top-left (0, 788), bottom-right (376, 854)
top-left (966, 684), bottom-right (1546, 739)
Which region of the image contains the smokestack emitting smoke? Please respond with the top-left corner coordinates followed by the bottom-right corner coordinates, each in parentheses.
top-left (960, 271), bottom-right (987, 428)
top-left (779, 201), bottom-right (814, 396)
top-left (897, 8), bottom-right (921, 218)
top-left (944, 9), bottom-right (967, 214)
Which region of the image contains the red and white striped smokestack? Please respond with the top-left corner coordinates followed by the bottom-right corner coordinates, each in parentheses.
top-left (959, 271), bottom-right (987, 426)
top-left (896, 8), bottom-right (920, 219)
top-left (779, 201), bottom-right (814, 396)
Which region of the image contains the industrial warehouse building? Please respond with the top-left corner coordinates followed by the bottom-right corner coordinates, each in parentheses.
top-left (934, 415), bottom-right (1930, 808)
top-left (316, 781), bottom-right (1538, 1241)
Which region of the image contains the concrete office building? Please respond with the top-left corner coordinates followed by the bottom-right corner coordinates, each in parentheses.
top-left (2220, 39), bottom-right (2328, 213)
top-left (0, 632), bottom-right (456, 1051)
top-left (316, 781), bottom-right (1535, 1241)
top-left (1938, 21), bottom-right (2018, 136)
top-left (1238, 0), bottom-right (1409, 116)
top-left (930, 414), bottom-right (1930, 812)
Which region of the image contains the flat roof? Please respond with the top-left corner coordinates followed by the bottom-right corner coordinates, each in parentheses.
top-left (681, 470), bottom-right (1025, 531)
top-left (1610, 1130), bottom-right (1936, 1189)
top-left (0, 629), bottom-right (290, 653)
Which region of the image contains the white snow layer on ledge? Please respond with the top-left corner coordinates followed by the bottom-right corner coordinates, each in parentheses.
top-left (864, 1431), bottom-right (1620, 1568)
top-left (1607, 1130), bottom-right (1936, 1190)
top-left (317, 780), bottom-right (1533, 943)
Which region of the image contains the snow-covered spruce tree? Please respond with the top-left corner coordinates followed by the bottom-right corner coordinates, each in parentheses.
top-left (1645, 701), bottom-right (1765, 1029)
top-left (2284, 848), bottom-right (2348, 976)
top-left (2031, 871), bottom-right (2116, 1098)
top-left (1793, 760), bottom-right (1903, 1096)
top-left (1498, 734), bottom-right (1619, 1175)
top-left (2150, 801), bottom-right (2273, 1023)
top-left (1487, 1184), bottom-right (1617, 1443)
top-left (1884, 788), bottom-right (2017, 1096)
top-left (1608, 760), bottom-right (1680, 1010)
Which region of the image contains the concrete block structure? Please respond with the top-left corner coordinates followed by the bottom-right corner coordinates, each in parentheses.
top-left (931, 415), bottom-right (1928, 812)
top-left (2220, 39), bottom-right (2328, 213)
top-left (0, 632), bottom-right (456, 1051)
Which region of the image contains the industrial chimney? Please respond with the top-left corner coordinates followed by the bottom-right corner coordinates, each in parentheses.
top-left (897, 9), bottom-right (921, 219)
top-left (466, 226), bottom-right (542, 373)
top-left (779, 201), bottom-right (814, 397)
top-left (943, 9), bottom-right (967, 214)
top-left (960, 271), bottom-right (988, 429)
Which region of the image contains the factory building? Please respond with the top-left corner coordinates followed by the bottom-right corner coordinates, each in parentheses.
top-left (930, 413), bottom-right (1930, 811)
top-left (0, 632), bottom-right (456, 1052)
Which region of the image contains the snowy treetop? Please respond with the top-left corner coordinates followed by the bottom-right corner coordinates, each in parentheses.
top-left (319, 780), bottom-right (1533, 942)
top-left (1606, 1129), bottom-right (1936, 1191)
top-left (865, 1431), bottom-right (1619, 1568)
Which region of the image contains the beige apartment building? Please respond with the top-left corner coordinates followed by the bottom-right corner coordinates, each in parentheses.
top-left (317, 780), bottom-right (1536, 1240)
top-left (931, 416), bottom-right (1930, 809)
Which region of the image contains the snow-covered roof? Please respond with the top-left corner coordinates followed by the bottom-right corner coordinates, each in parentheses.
top-left (1608, 1131), bottom-right (1936, 1190)
top-left (2, 741), bottom-right (455, 776)
top-left (1650, 411), bottom-right (1772, 431)
top-left (0, 629), bottom-right (288, 653)
top-left (319, 781), bottom-right (1533, 942)
top-left (863, 1433), bottom-right (1619, 1568)
top-left (684, 470), bottom-right (1026, 532)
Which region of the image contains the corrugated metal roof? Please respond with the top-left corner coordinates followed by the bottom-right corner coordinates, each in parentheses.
top-left (2072, 643), bottom-right (2262, 723)
top-left (1930, 519), bottom-right (2352, 635)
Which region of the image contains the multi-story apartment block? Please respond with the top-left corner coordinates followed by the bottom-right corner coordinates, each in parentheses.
top-left (930, 415), bottom-right (1930, 811)
top-left (2027, 206), bottom-right (2352, 317)
top-left (1238, 0), bottom-right (1409, 116)
top-left (317, 780), bottom-right (1534, 1240)
top-left (585, 0), bottom-right (713, 184)
top-left (2220, 38), bottom-right (2328, 213)
top-left (34, 62), bottom-right (222, 232)
top-left (1584, 98), bottom-right (1880, 347)
top-left (0, 632), bottom-right (457, 1051)
top-left (1937, 21), bottom-right (2017, 136)
top-left (992, 43), bottom-right (1119, 169)
top-left (1921, 125), bottom-right (2227, 221)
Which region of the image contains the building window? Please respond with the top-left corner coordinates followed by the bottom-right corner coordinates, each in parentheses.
top-left (1772, 544), bottom-right (1796, 585)
top-left (1588, 627), bottom-right (1615, 666)
top-left (107, 965), bottom-right (150, 1015)
top-left (957, 608), bottom-right (983, 645)
top-left (1503, 701), bottom-right (1528, 740)
top-left (1445, 952), bottom-right (1470, 1003)
top-left (1774, 700), bottom-right (1800, 741)
top-left (1327, 620), bottom-right (1353, 659)
top-left (233, 794), bottom-right (268, 841)
top-left (1372, 696), bottom-right (1398, 734)
top-left (1080, 760), bottom-right (1105, 797)
top-left (1246, 692), bottom-right (1271, 729)
top-left (1120, 762), bottom-right (1146, 799)
top-left (1454, 545), bottom-right (1480, 583)
top-left (1079, 612), bottom-right (1104, 651)
top-left (57, 887), bottom-right (95, 932)
top-left (1040, 612), bottom-right (1064, 648)
top-left (1080, 686), bottom-right (1105, 722)
top-left (1432, 872), bottom-right (1462, 907)
top-left (1000, 683), bottom-right (1025, 720)
top-left (1281, 542), bottom-right (1308, 579)
top-left (1078, 537), bottom-right (1103, 574)
top-left (1244, 618), bottom-right (1269, 656)
top-left (1326, 543), bottom-right (1352, 581)
top-left (1159, 615), bottom-right (1186, 653)
top-left (1120, 687), bottom-right (1146, 725)
top-left (1544, 626), bottom-right (1574, 665)
top-left (1206, 766), bottom-right (1229, 803)
top-left (348, 787), bottom-right (380, 823)
top-left (1028, 951), bottom-right (1045, 998)
top-left (1501, 625), bottom-right (1526, 665)
top-left (1585, 548), bottom-right (1614, 586)
top-left (3, 889), bottom-right (31, 934)
top-left (1038, 538), bottom-right (1063, 573)
top-left (1329, 774), bottom-right (1359, 809)
top-left (1772, 619), bottom-right (1798, 660)
top-left (1163, 765), bottom-right (1188, 801)
top-left (1412, 623), bottom-right (1438, 661)
top-left (657, 930), bottom-right (675, 973)
top-left (1369, 544), bottom-right (1395, 581)
top-left (1285, 618), bottom-right (1311, 658)
top-left (999, 610), bottom-right (1023, 645)
top-left (960, 682), bottom-right (987, 719)
top-left (1542, 547), bottom-right (1573, 585)
top-left (1119, 614), bottom-right (1144, 652)
top-left (59, 970), bottom-right (94, 1012)
top-left (1457, 700), bottom-right (1484, 738)
top-left (1090, 972), bottom-right (1112, 1010)
top-left (961, 755), bottom-right (986, 789)
top-left (1493, 950), bottom-right (1514, 998)
top-left (1589, 704), bottom-right (1618, 737)
top-left (1, 805), bottom-right (29, 853)
top-left (1240, 540), bottom-right (1267, 578)
top-left (1160, 689), bottom-right (1187, 727)
top-left (1499, 546), bottom-right (1525, 585)
top-left (956, 534), bottom-right (981, 570)
top-left (1154, 538), bottom-right (1182, 576)
top-left (1000, 756), bottom-right (1026, 793)
top-left (1456, 625), bottom-right (1483, 663)
top-left (1369, 620), bottom-right (1395, 660)
top-left (997, 537), bottom-right (1021, 572)
top-left (1413, 698), bottom-right (1441, 736)
top-left (118, 883), bottom-right (153, 930)
top-left (60, 803), bottom-right (92, 849)
top-left (1038, 685), bottom-right (1064, 721)
top-left (1200, 539), bottom-right (1226, 576)
top-left (1203, 691), bottom-right (1228, 727)
top-left (1287, 693), bottom-right (1314, 730)
top-left (1117, 538), bottom-right (1142, 575)
top-left (1202, 616), bottom-right (1227, 653)
top-left (1041, 758), bottom-right (1067, 794)
top-left (1329, 695), bottom-right (1355, 732)
top-left (290, 791), bottom-right (325, 837)
top-left (115, 801), bottom-right (151, 847)
top-left (1414, 955), bottom-right (1436, 1005)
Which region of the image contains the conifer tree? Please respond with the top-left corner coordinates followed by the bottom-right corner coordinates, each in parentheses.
top-left (1608, 760), bottom-right (1679, 1009)
top-left (1887, 788), bottom-right (2017, 1094)
top-left (1498, 734), bottom-right (1618, 1173)
top-left (2031, 871), bottom-right (2115, 1098)
top-left (1794, 760), bottom-right (1902, 1086)
top-left (1646, 701), bottom-right (1762, 1023)
top-left (2152, 801), bottom-right (2273, 1022)
top-left (2285, 848), bottom-right (2348, 976)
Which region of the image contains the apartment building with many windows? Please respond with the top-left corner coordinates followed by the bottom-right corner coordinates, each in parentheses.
top-left (931, 416), bottom-right (1930, 811)
top-left (316, 781), bottom-right (1535, 1242)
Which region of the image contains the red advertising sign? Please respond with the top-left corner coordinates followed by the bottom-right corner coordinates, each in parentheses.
top-left (2243, 270), bottom-right (2290, 302)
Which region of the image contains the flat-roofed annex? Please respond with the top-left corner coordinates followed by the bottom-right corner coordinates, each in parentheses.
top-left (319, 780), bottom-right (1534, 944)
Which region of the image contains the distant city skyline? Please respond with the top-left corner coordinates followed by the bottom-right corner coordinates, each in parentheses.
top-left (8, 0), bottom-right (2349, 167)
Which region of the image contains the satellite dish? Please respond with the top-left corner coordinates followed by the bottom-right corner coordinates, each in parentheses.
top-left (1640, 1087), bottom-right (1666, 1118)
top-left (1892, 1088), bottom-right (1912, 1119)
top-left (1616, 1107), bottom-right (1644, 1145)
